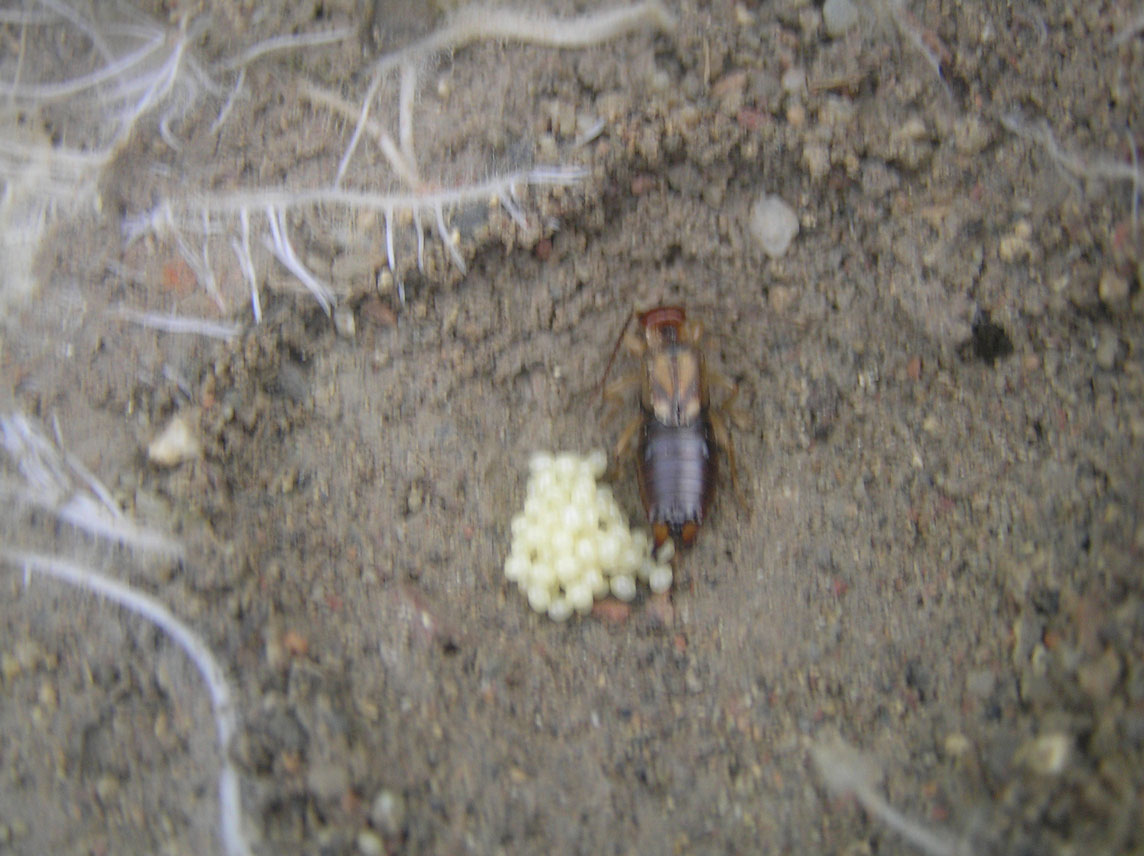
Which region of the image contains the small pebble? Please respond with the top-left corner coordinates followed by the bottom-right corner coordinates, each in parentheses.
top-left (1, 653), bottom-right (20, 682)
top-left (1017, 733), bottom-right (1071, 775)
top-left (943, 733), bottom-right (971, 758)
top-left (769, 284), bottom-right (799, 315)
top-left (95, 774), bottom-right (120, 804)
top-left (357, 830), bottom-right (384, 856)
top-left (306, 761), bottom-right (349, 802)
top-left (823, 0), bottom-right (859, 37)
top-left (37, 680), bottom-right (57, 710)
top-left (998, 220), bottom-right (1033, 263)
top-left (749, 194), bottom-right (800, 258)
top-left (334, 305), bottom-right (356, 338)
top-left (1098, 269), bottom-right (1129, 306)
top-left (780, 67), bottom-right (806, 95)
top-left (406, 482), bottom-right (423, 514)
top-left (1077, 647), bottom-right (1122, 700)
top-left (370, 788), bottom-right (406, 836)
top-left (147, 414), bottom-right (201, 467)
top-left (802, 143), bottom-right (830, 180)
top-left (1095, 329), bottom-right (1122, 370)
top-left (953, 115), bottom-right (991, 155)
top-left (965, 668), bottom-right (996, 699)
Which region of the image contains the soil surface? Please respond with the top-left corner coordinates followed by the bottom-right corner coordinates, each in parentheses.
top-left (2, 1), bottom-right (1142, 854)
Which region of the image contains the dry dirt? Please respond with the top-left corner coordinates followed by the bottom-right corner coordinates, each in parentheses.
top-left (1, 1), bottom-right (1143, 854)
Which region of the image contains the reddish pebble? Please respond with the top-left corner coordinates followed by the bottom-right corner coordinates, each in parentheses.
top-left (592, 598), bottom-right (631, 623)
top-left (644, 591), bottom-right (674, 626)
top-left (711, 70), bottom-right (747, 99)
top-left (736, 108), bottom-right (769, 131)
top-left (160, 256), bottom-right (197, 297)
top-left (340, 789), bottom-right (362, 815)
top-left (906, 355), bottom-right (923, 381)
top-left (282, 630), bottom-right (309, 657)
top-left (360, 296), bottom-right (397, 327)
top-left (630, 174), bottom-right (657, 195)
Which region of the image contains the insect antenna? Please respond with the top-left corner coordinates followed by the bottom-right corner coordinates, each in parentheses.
top-left (598, 310), bottom-right (637, 403)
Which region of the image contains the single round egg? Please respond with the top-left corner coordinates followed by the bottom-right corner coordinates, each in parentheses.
top-left (527, 584), bottom-right (552, 613)
top-left (611, 574), bottom-right (637, 602)
top-left (548, 597), bottom-right (573, 622)
top-left (587, 449), bottom-right (608, 478)
top-left (596, 531), bottom-right (621, 568)
top-left (648, 565), bottom-right (673, 594)
top-left (504, 553), bottom-right (528, 582)
top-left (562, 503), bottom-right (586, 533)
top-left (585, 567), bottom-right (608, 597)
top-left (575, 537), bottom-right (597, 566)
top-left (554, 554), bottom-right (579, 585)
top-left (566, 582), bottom-right (594, 613)
top-left (529, 452), bottom-right (554, 473)
top-left (550, 527), bottom-right (574, 558)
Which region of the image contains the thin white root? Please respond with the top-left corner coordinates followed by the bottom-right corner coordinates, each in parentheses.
top-left (171, 219), bottom-right (225, 312)
top-left (296, 79), bottom-right (419, 189)
top-left (1130, 130), bottom-right (1141, 226)
top-left (398, 61), bottom-right (418, 178)
top-left (812, 737), bottom-right (963, 856)
top-left (323, 72), bottom-right (384, 189)
top-left (111, 306), bottom-right (242, 340)
top-left (414, 207), bottom-right (426, 272)
top-left (1002, 113), bottom-right (1144, 186)
top-left (499, 189), bottom-right (528, 228)
top-left (264, 206), bottom-right (336, 314)
top-left (132, 163), bottom-right (584, 313)
top-left (433, 202), bottom-right (466, 272)
top-left (210, 67), bottom-right (245, 136)
top-left (184, 165), bottom-right (587, 217)
top-left (383, 205), bottom-right (397, 273)
top-left (1111, 10), bottom-right (1144, 47)
top-left (880, 0), bottom-right (946, 84)
top-left (0, 413), bottom-right (182, 556)
top-left (1, 550), bottom-right (251, 856)
top-left (235, 208), bottom-right (261, 323)
top-left (216, 26), bottom-right (355, 72)
top-left (1, 409), bottom-right (248, 851)
top-left (371, 0), bottom-right (676, 75)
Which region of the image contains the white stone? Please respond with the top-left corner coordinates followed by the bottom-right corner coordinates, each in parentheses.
top-left (823, 0), bottom-right (859, 37)
top-left (749, 194), bottom-right (800, 258)
top-left (780, 67), bottom-right (806, 95)
top-left (147, 415), bottom-right (201, 467)
top-left (1098, 269), bottom-right (1129, 305)
top-left (357, 831), bottom-right (384, 856)
top-left (333, 305), bottom-right (356, 338)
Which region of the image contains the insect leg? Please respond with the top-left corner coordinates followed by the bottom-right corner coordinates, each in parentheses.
top-left (612, 413), bottom-right (643, 464)
top-left (709, 409), bottom-right (747, 509)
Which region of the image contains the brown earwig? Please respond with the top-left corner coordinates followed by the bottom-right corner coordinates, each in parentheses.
top-left (600, 306), bottom-right (742, 553)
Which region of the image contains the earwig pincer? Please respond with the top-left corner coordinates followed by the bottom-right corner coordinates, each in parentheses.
top-left (600, 306), bottom-right (742, 555)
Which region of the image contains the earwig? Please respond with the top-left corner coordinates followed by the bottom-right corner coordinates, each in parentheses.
top-left (600, 306), bottom-right (741, 554)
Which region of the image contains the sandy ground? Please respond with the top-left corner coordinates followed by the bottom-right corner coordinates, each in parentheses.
top-left (1, 0), bottom-right (1142, 854)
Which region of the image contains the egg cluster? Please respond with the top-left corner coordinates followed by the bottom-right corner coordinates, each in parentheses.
top-left (505, 450), bottom-right (674, 621)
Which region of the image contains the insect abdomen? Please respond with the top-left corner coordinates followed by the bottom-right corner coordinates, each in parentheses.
top-left (637, 415), bottom-right (716, 547)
